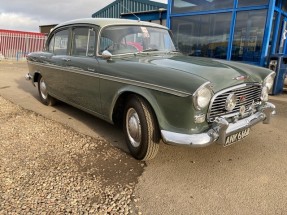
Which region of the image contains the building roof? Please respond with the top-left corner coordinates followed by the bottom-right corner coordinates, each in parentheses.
top-left (92, 0), bottom-right (167, 18)
top-left (54, 18), bottom-right (168, 29)
top-left (0, 29), bottom-right (45, 36)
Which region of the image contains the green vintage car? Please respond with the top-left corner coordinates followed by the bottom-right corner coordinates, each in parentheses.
top-left (26, 18), bottom-right (275, 160)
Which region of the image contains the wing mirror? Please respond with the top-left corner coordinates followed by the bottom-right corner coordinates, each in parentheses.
top-left (102, 50), bottom-right (112, 60)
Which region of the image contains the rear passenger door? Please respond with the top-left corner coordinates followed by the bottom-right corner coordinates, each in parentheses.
top-left (44, 28), bottom-right (70, 100)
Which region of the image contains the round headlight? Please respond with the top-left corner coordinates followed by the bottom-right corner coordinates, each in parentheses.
top-left (193, 83), bottom-right (213, 110)
top-left (261, 86), bottom-right (269, 102)
top-left (264, 72), bottom-right (275, 91)
top-left (225, 93), bottom-right (237, 112)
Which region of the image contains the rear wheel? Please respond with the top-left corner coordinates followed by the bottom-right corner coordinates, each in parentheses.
top-left (124, 95), bottom-right (160, 160)
top-left (37, 75), bottom-right (56, 106)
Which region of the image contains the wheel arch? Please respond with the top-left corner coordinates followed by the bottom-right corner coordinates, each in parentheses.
top-left (111, 86), bottom-right (163, 132)
top-left (33, 71), bottom-right (41, 83)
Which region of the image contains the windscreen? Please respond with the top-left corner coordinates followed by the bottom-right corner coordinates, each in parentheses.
top-left (99, 25), bottom-right (176, 55)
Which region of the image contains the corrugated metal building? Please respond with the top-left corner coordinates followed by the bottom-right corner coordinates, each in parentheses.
top-left (121, 8), bottom-right (167, 25)
top-left (92, 0), bottom-right (167, 19)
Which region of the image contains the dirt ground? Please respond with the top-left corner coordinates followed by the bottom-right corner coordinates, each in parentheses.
top-left (0, 95), bottom-right (144, 214)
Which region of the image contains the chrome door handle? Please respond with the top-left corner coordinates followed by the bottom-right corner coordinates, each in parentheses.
top-left (62, 58), bottom-right (71, 62)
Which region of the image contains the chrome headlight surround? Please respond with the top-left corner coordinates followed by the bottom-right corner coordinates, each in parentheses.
top-left (193, 82), bottom-right (213, 110)
top-left (261, 86), bottom-right (269, 102)
top-left (263, 72), bottom-right (275, 91)
top-left (261, 72), bottom-right (275, 102)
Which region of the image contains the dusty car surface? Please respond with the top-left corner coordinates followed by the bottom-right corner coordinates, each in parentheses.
top-left (26, 18), bottom-right (275, 160)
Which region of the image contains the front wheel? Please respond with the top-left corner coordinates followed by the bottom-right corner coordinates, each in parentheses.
top-left (37, 75), bottom-right (56, 106)
top-left (124, 95), bottom-right (160, 160)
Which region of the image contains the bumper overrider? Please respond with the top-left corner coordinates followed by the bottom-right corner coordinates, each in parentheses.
top-left (25, 73), bottom-right (32, 81)
top-left (25, 73), bottom-right (33, 82)
top-left (25, 73), bottom-right (36, 86)
top-left (161, 102), bottom-right (275, 147)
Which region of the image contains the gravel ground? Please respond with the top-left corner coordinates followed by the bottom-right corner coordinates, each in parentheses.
top-left (0, 96), bottom-right (144, 214)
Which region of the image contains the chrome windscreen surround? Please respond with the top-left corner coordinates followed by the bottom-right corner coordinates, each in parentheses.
top-left (207, 83), bottom-right (262, 123)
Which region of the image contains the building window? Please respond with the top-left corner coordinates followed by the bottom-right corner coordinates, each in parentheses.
top-left (231, 10), bottom-right (267, 63)
top-left (172, 0), bottom-right (233, 14)
top-left (278, 17), bottom-right (287, 53)
top-left (171, 13), bottom-right (232, 59)
top-left (276, 0), bottom-right (281, 7)
top-left (276, 15), bottom-right (285, 53)
top-left (282, 0), bottom-right (287, 12)
top-left (238, 0), bottom-right (268, 7)
top-left (268, 11), bottom-right (278, 57)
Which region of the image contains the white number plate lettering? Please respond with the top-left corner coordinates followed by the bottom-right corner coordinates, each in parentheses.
top-left (224, 128), bottom-right (250, 146)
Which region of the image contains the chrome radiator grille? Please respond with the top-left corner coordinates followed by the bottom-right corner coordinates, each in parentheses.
top-left (207, 84), bottom-right (262, 122)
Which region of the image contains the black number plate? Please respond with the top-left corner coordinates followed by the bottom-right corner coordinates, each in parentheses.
top-left (224, 128), bottom-right (250, 147)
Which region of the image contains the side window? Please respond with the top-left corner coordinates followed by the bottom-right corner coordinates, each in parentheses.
top-left (72, 27), bottom-right (96, 57)
top-left (53, 29), bottom-right (69, 55)
top-left (48, 35), bottom-right (55, 53)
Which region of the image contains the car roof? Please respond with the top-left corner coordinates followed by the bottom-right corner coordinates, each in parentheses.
top-left (54, 18), bottom-right (168, 30)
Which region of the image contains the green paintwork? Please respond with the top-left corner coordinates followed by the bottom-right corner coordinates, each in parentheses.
top-left (26, 18), bottom-right (274, 136)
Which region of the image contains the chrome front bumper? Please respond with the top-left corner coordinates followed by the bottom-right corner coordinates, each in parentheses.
top-left (161, 102), bottom-right (275, 147)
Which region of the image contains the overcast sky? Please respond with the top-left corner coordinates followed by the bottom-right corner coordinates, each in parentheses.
top-left (0, 0), bottom-right (167, 32)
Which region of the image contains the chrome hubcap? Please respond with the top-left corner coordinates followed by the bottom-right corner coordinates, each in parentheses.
top-left (126, 108), bottom-right (141, 147)
top-left (39, 78), bottom-right (48, 100)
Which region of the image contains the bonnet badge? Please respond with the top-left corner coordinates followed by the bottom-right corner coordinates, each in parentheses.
top-left (233, 75), bottom-right (248, 81)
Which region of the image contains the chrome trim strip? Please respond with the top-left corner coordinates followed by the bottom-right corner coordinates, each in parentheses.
top-left (161, 102), bottom-right (275, 147)
top-left (27, 61), bottom-right (191, 97)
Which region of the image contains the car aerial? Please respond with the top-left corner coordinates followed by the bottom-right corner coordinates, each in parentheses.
top-left (26, 18), bottom-right (276, 161)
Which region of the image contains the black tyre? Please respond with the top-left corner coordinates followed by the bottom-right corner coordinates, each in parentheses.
top-left (124, 95), bottom-right (160, 160)
top-left (37, 75), bottom-right (56, 106)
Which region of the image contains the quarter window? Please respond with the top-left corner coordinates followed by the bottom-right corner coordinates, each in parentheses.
top-left (49, 29), bottom-right (69, 55)
top-left (48, 35), bottom-right (55, 53)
